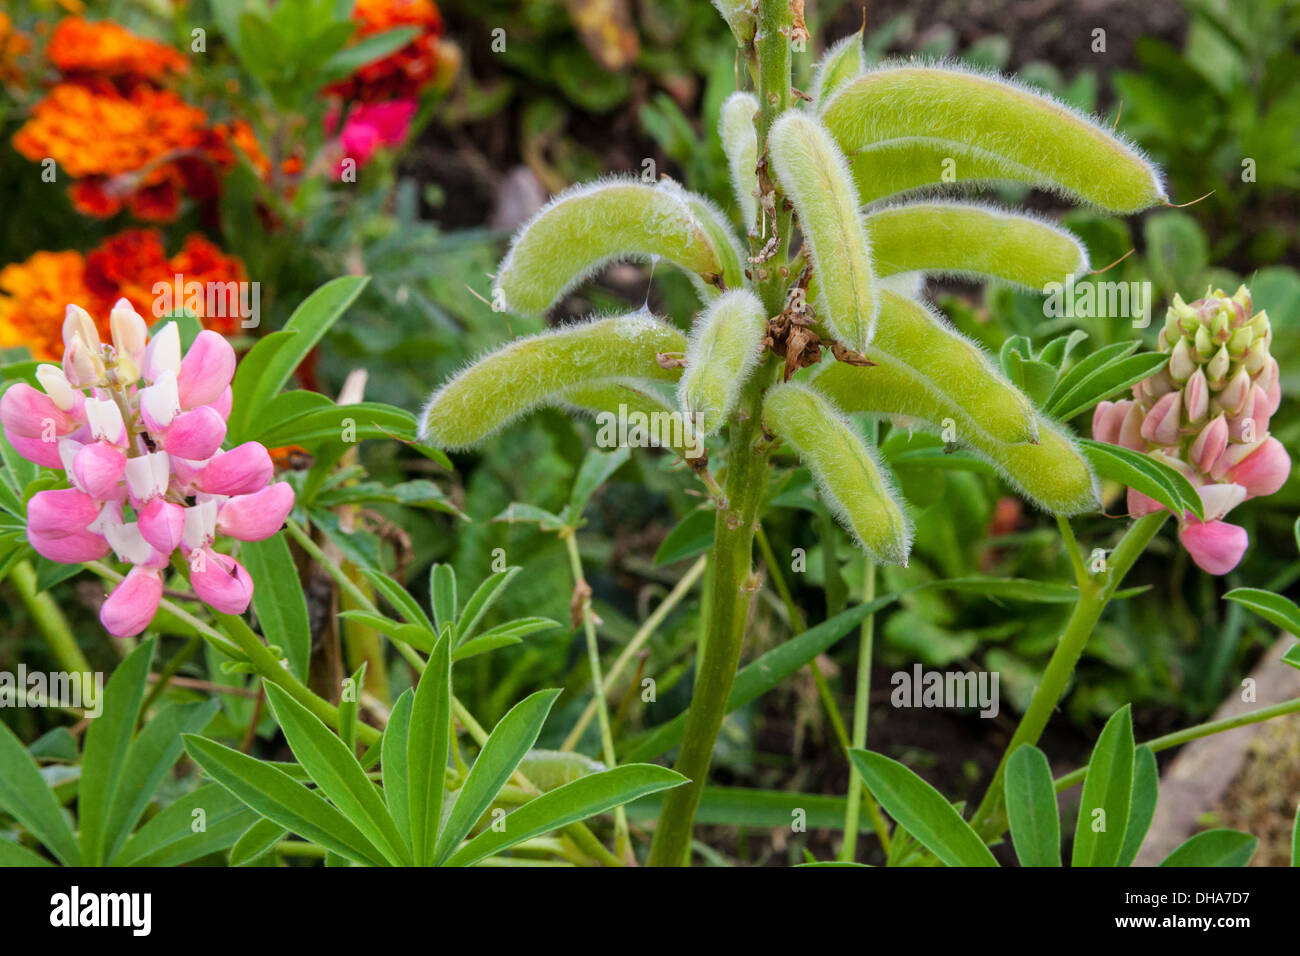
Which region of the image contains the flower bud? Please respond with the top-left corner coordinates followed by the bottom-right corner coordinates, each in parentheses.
top-left (100, 567), bottom-right (164, 638)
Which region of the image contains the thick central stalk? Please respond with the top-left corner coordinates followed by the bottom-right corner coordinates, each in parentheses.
top-left (648, 371), bottom-right (772, 866)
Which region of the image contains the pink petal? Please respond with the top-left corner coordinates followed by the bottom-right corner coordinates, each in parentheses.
top-left (198, 442), bottom-right (273, 496)
top-left (72, 442), bottom-right (127, 500)
top-left (217, 482), bottom-right (295, 542)
top-left (1091, 400), bottom-right (1131, 445)
top-left (7, 432), bottom-right (67, 468)
top-left (138, 498), bottom-right (186, 554)
top-left (27, 488), bottom-right (101, 539)
top-left (1118, 402), bottom-right (1147, 451)
top-left (210, 386), bottom-right (233, 421)
top-left (1187, 415), bottom-right (1228, 474)
top-left (1179, 519), bottom-right (1248, 575)
top-left (189, 549), bottom-right (254, 614)
top-left (29, 528), bottom-right (109, 563)
top-left (99, 567), bottom-right (164, 638)
top-left (1127, 487), bottom-right (1165, 517)
top-left (1140, 391), bottom-right (1181, 445)
top-left (158, 406), bottom-right (227, 460)
top-left (0, 383), bottom-right (77, 439)
top-left (177, 331), bottom-right (236, 409)
top-left (1226, 436), bottom-right (1290, 498)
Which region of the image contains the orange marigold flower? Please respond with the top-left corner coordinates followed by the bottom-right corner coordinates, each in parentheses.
top-left (0, 250), bottom-right (94, 359)
top-left (329, 0), bottom-right (447, 102)
top-left (46, 16), bottom-right (187, 87)
top-left (0, 12), bottom-right (32, 87)
top-left (0, 231), bottom-right (247, 359)
top-left (12, 82), bottom-right (216, 221)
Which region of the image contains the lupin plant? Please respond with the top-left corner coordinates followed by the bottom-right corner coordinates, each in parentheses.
top-left (418, 0), bottom-right (1183, 865)
top-left (0, 301), bottom-right (295, 637)
top-left (1093, 286), bottom-right (1288, 574)
top-left (418, 1), bottom-right (1294, 867)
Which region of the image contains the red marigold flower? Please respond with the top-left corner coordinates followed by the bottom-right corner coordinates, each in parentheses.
top-left (328, 0), bottom-right (448, 102)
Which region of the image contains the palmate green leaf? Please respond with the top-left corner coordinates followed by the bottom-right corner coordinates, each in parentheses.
top-left (769, 111), bottom-right (877, 351)
top-left (241, 533), bottom-right (311, 680)
top-left (419, 313), bottom-right (686, 451)
top-left (763, 382), bottom-right (911, 564)
top-left (1223, 588), bottom-right (1300, 639)
top-left (444, 764), bottom-right (686, 867)
top-left (382, 689), bottom-right (415, 853)
top-left (1072, 704), bottom-right (1135, 867)
top-left (864, 202), bottom-right (1089, 289)
top-left (849, 750), bottom-right (998, 867)
top-left (1160, 829), bottom-right (1257, 867)
top-left (821, 65), bottom-right (1166, 213)
top-left (932, 577), bottom-right (1077, 603)
top-left (1047, 352), bottom-right (1169, 423)
top-left (626, 785), bottom-right (877, 833)
top-left (254, 402), bottom-right (418, 449)
top-left (653, 508), bottom-right (714, 566)
top-left (262, 683), bottom-right (410, 866)
top-left (0, 838), bottom-right (54, 866)
top-left (229, 276), bottom-right (368, 441)
top-left (493, 502), bottom-right (567, 532)
top-left (0, 719), bottom-right (80, 865)
top-left (1044, 340), bottom-right (1139, 410)
top-left (113, 784), bottom-right (257, 867)
top-left (359, 567), bottom-right (434, 632)
top-left (429, 564), bottom-right (457, 637)
top-left (433, 689), bottom-right (561, 865)
top-left (494, 179), bottom-right (744, 315)
top-left (79, 637), bottom-right (155, 866)
top-left (564, 446), bottom-right (632, 526)
top-left (102, 699), bottom-right (220, 865)
top-left (1078, 439), bottom-right (1203, 520)
top-left (229, 818), bottom-right (288, 867)
top-left (456, 566), bottom-right (521, 645)
top-left (621, 596), bottom-right (899, 761)
top-left (319, 26), bottom-right (418, 82)
top-left (338, 662), bottom-right (366, 754)
top-left (1005, 746), bottom-right (1061, 866)
top-left (408, 633), bottom-right (452, 866)
top-left (182, 735), bottom-right (388, 867)
top-left (1117, 745), bottom-right (1159, 867)
top-left (314, 479), bottom-right (464, 518)
top-left (337, 611), bottom-right (434, 652)
top-left (451, 618), bottom-right (558, 663)
top-left (678, 290), bottom-right (767, 437)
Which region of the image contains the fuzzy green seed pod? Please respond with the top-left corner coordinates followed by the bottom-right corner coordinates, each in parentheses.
top-left (420, 311), bottom-right (686, 449)
top-left (846, 139), bottom-right (1045, 206)
top-left (763, 382), bottom-right (912, 564)
top-left (678, 289), bottom-right (768, 437)
top-left (864, 201), bottom-right (1089, 289)
top-left (811, 32), bottom-right (865, 109)
top-left (712, 0), bottom-right (757, 46)
top-left (559, 380), bottom-right (703, 461)
top-left (769, 111), bottom-right (877, 351)
top-left (662, 181), bottom-right (747, 292)
top-left (494, 178), bottom-right (745, 315)
top-left (822, 65), bottom-right (1166, 213)
top-left (853, 291), bottom-right (1037, 443)
top-left (718, 91), bottom-right (759, 227)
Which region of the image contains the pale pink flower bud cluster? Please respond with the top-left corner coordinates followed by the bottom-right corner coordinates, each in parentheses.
top-left (1093, 286), bottom-right (1290, 574)
top-left (0, 300), bottom-right (295, 636)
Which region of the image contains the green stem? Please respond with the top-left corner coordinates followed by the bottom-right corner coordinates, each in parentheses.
top-left (562, 554), bottom-right (707, 751)
top-left (842, 545), bottom-right (882, 860)
top-left (968, 511), bottom-right (1168, 838)
top-left (648, 368), bottom-right (773, 866)
top-left (10, 559), bottom-right (91, 675)
top-left (1053, 694), bottom-right (1300, 794)
top-left (563, 532), bottom-right (631, 860)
